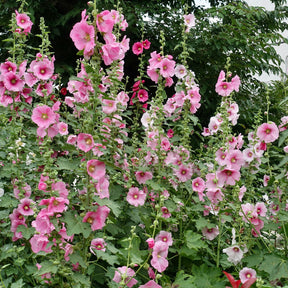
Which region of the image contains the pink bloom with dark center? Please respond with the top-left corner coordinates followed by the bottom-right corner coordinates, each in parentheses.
top-left (223, 245), bottom-right (244, 265)
top-left (155, 231), bottom-right (173, 246)
top-left (135, 171), bottom-right (153, 184)
top-left (0, 61), bottom-right (17, 74)
top-left (57, 122), bottom-right (68, 135)
top-left (31, 105), bottom-right (56, 128)
top-left (15, 10), bottom-right (33, 34)
top-left (87, 159), bottom-right (106, 180)
top-left (256, 122), bottom-right (279, 143)
top-left (83, 205), bottom-right (110, 231)
top-left (239, 267), bottom-right (257, 284)
top-left (151, 242), bottom-right (169, 273)
top-left (137, 89), bottom-right (148, 102)
top-left (112, 266), bottom-right (138, 287)
top-left (77, 133), bottom-right (94, 152)
top-left (127, 187), bottom-right (146, 207)
top-left (175, 64), bottom-right (187, 79)
top-left (31, 57), bottom-right (55, 81)
top-left (161, 206), bottom-right (171, 218)
top-left (17, 198), bottom-right (34, 216)
top-left (2, 72), bottom-right (24, 92)
top-left (254, 202), bottom-right (267, 217)
top-left (90, 238), bottom-right (107, 253)
top-left (202, 226), bottom-right (219, 240)
top-left (174, 164), bottom-right (192, 182)
top-left (132, 42), bottom-right (144, 55)
top-left (217, 168), bottom-right (240, 186)
top-left (224, 149), bottom-right (244, 170)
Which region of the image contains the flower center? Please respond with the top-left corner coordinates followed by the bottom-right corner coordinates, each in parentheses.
top-left (88, 165), bottom-right (95, 173)
top-left (24, 205), bottom-right (29, 210)
top-left (40, 69), bottom-right (46, 74)
top-left (11, 78), bottom-right (17, 84)
top-left (265, 128), bottom-right (271, 134)
top-left (41, 113), bottom-right (48, 120)
top-left (86, 138), bottom-right (92, 145)
top-left (86, 217), bottom-right (93, 224)
top-left (133, 194), bottom-right (139, 199)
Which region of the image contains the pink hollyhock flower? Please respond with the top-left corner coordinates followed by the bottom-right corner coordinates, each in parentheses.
top-left (256, 122), bottom-right (279, 143)
top-left (161, 206), bottom-right (171, 218)
top-left (206, 188), bottom-right (224, 204)
top-left (174, 164), bottom-right (193, 182)
top-left (215, 70), bottom-right (240, 97)
top-left (102, 99), bottom-right (117, 114)
top-left (239, 267), bottom-right (257, 284)
top-left (77, 133), bottom-right (94, 152)
top-left (139, 280), bottom-right (162, 288)
top-left (142, 39), bottom-right (151, 49)
top-left (254, 202), bottom-right (267, 217)
top-left (17, 198), bottom-right (34, 216)
top-left (192, 177), bottom-right (206, 193)
top-left (202, 226), bottom-right (219, 240)
top-left (155, 231), bottom-right (173, 246)
top-left (135, 171), bottom-right (153, 184)
top-left (127, 187), bottom-right (146, 207)
top-left (242, 148), bottom-right (254, 163)
top-left (215, 148), bottom-right (227, 166)
top-left (217, 168), bottom-right (240, 186)
top-left (40, 197), bottom-right (69, 215)
top-left (57, 122), bottom-right (68, 135)
top-left (90, 238), bottom-right (107, 253)
top-left (31, 57), bottom-right (55, 81)
top-left (87, 159), bottom-right (106, 180)
top-left (223, 245), bottom-right (244, 265)
top-left (13, 183), bottom-right (31, 199)
top-left (167, 129), bottom-right (174, 138)
top-left (15, 10), bottom-right (33, 34)
top-left (95, 177), bottom-right (110, 199)
top-left (32, 214), bottom-right (55, 234)
top-left (184, 13), bottom-right (195, 32)
top-left (112, 266), bottom-right (138, 287)
top-left (132, 42), bottom-right (144, 55)
top-left (137, 89), bottom-right (149, 102)
top-left (35, 82), bottom-right (53, 97)
top-left (2, 72), bottom-right (24, 92)
top-left (31, 105), bottom-right (56, 128)
top-left (29, 234), bottom-right (52, 253)
top-left (149, 51), bottom-right (162, 68)
top-left (0, 61), bottom-right (17, 74)
top-left (264, 175), bottom-right (270, 186)
top-left (147, 67), bottom-right (159, 83)
top-left (239, 185), bottom-right (247, 202)
top-left (9, 208), bottom-right (26, 223)
top-left (225, 149), bottom-right (244, 170)
top-left (83, 205), bottom-right (110, 231)
top-left (70, 10), bottom-right (95, 56)
top-left (96, 10), bottom-right (115, 33)
top-left (151, 242), bottom-right (169, 273)
top-left (159, 58), bottom-right (175, 78)
top-left (208, 116), bottom-right (221, 134)
top-left (223, 271), bottom-right (255, 288)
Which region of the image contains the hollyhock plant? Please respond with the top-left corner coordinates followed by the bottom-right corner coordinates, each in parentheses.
top-left (30, 57), bottom-right (55, 81)
top-left (239, 267), bottom-right (257, 284)
top-left (135, 171), bottom-right (153, 184)
top-left (132, 41), bottom-right (144, 55)
top-left (139, 280), bottom-right (162, 288)
top-left (90, 238), bottom-right (107, 253)
top-left (29, 234), bottom-right (53, 254)
top-left (256, 122), bottom-right (279, 143)
top-left (202, 226), bottom-right (219, 240)
top-left (77, 133), bottom-right (94, 152)
top-left (151, 241), bottom-right (169, 273)
top-left (15, 10), bottom-right (33, 34)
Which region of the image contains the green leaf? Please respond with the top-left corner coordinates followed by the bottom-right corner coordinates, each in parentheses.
top-left (16, 226), bottom-right (35, 240)
top-left (185, 230), bottom-right (207, 250)
top-left (56, 158), bottom-right (79, 171)
top-left (93, 250), bottom-right (119, 266)
top-left (34, 260), bottom-right (58, 276)
top-left (63, 211), bottom-right (91, 238)
top-left (71, 273), bottom-right (91, 286)
top-left (69, 251), bottom-right (87, 268)
top-left (173, 270), bottom-right (195, 287)
top-left (11, 279), bottom-right (24, 288)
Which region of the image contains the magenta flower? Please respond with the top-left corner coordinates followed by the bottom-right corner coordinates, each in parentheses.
top-left (90, 238), bottom-right (107, 253)
top-left (0, 61), bottom-right (17, 74)
top-left (2, 72), bottom-right (24, 92)
top-left (139, 280), bottom-right (162, 288)
top-left (127, 187), bottom-right (146, 207)
top-left (137, 89), bottom-right (149, 102)
top-left (132, 41), bottom-right (144, 55)
top-left (142, 39), bottom-right (151, 49)
top-left (31, 105), bottom-right (56, 128)
top-left (70, 10), bottom-right (95, 56)
top-left (174, 164), bottom-right (193, 182)
top-left (135, 171), bottom-right (153, 184)
top-left (151, 241), bottom-right (169, 273)
top-left (256, 122), bottom-right (279, 143)
top-left (87, 159), bottom-right (106, 180)
top-left (77, 133), bottom-right (94, 152)
top-left (32, 214), bottom-right (55, 234)
top-left (83, 205), bottom-right (110, 231)
top-left (112, 266), bottom-right (138, 287)
top-left (39, 197), bottom-right (69, 215)
top-left (15, 10), bottom-right (33, 34)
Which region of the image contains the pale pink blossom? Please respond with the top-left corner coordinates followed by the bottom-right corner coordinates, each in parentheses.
top-left (174, 164), bottom-right (192, 182)
top-left (139, 280), bottom-right (162, 288)
top-left (57, 122), bottom-right (68, 135)
top-left (87, 159), bottom-right (106, 180)
top-left (29, 234), bottom-right (52, 254)
top-left (135, 171), bottom-right (153, 184)
top-left (102, 99), bottom-right (117, 114)
top-left (32, 214), bottom-right (55, 234)
top-left (15, 10), bottom-right (33, 34)
top-left (217, 168), bottom-right (240, 186)
top-left (17, 198), bottom-right (34, 216)
top-left (127, 187), bottom-right (146, 206)
top-left (151, 242), bottom-right (169, 273)
top-left (96, 10), bottom-right (115, 33)
top-left (30, 57), bottom-right (55, 81)
top-left (256, 122), bottom-right (279, 143)
top-left (184, 13), bottom-right (195, 32)
top-left (202, 226), bottom-right (219, 240)
top-left (224, 149), bottom-right (244, 170)
top-left (223, 245), bottom-right (244, 265)
top-left (159, 58), bottom-right (175, 78)
top-left (155, 231), bottom-right (173, 246)
top-left (31, 105), bottom-right (56, 128)
top-left (77, 133), bottom-right (94, 152)
top-left (175, 64), bottom-right (187, 79)
top-left (239, 267), bottom-right (257, 284)
top-left (95, 177), bottom-right (110, 199)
